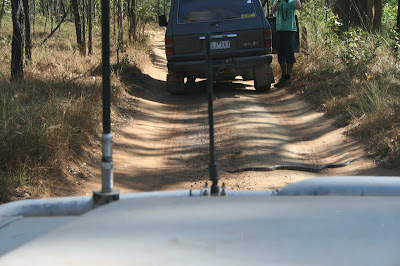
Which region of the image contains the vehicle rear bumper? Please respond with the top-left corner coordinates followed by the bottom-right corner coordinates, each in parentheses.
top-left (167, 54), bottom-right (273, 75)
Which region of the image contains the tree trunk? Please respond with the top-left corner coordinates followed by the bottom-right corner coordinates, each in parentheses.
top-left (56, 0), bottom-right (61, 22)
top-left (156, 0), bottom-right (159, 21)
top-left (33, 0), bottom-right (36, 34)
top-left (373, 0), bottom-right (382, 32)
top-left (117, 0), bottom-right (123, 63)
top-left (11, 0), bottom-right (25, 80)
top-left (60, 0), bottom-right (66, 16)
top-left (22, 0), bottom-right (32, 64)
top-left (0, 0), bottom-right (5, 28)
top-left (44, 1), bottom-right (48, 32)
top-left (50, 0), bottom-right (54, 31)
top-left (113, 0), bottom-right (116, 37)
top-left (333, 0), bottom-right (374, 31)
top-left (88, 0), bottom-right (93, 54)
top-left (128, 0), bottom-right (136, 42)
top-left (71, 0), bottom-right (85, 54)
top-left (81, 0), bottom-right (86, 55)
top-left (118, 0), bottom-right (123, 46)
top-left (41, 0), bottom-right (45, 16)
top-left (397, 0), bottom-right (400, 34)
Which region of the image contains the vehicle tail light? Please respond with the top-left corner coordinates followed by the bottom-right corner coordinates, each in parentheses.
top-left (165, 36), bottom-right (174, 56)
top-left (264, 29), bottom-right (272, 48)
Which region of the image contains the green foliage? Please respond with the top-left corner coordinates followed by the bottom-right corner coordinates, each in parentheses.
top-left (136, 0), bottom-right (157, 37)
top-left (337, 29), bottom-right (382, 73)
top-left (327, 14), bottom-right (343, 35)
top-left (382, 1), bottom-right (398, 32)
top-left (388, 28), bottom-right (400, 52)
top-left (295, 0), bottom-right (400, 166)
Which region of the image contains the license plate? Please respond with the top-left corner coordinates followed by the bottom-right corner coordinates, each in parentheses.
top-left (211, 40), bottom-right (230, 50)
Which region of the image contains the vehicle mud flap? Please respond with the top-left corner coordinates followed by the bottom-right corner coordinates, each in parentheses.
top-left (253, 65), bottom-right (271, 92)
top-left (166, 73), bottom-right (185, 95)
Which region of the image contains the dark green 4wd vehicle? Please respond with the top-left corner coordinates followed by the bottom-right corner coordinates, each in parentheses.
top-left (159, 0), bottom-right (275, 94)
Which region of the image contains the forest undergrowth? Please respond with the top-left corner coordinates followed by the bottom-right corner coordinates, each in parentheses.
top-left (293, 1), bottom-right (400, 168)
top-left (0, 19), bottom-right (150, 203)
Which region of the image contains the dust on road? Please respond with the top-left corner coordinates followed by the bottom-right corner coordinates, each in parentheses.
top-left (83, 28), bottom-right (400, 195)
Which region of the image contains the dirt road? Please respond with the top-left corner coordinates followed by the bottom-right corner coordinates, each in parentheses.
top-left (83, 29), bottom-right (399, 195)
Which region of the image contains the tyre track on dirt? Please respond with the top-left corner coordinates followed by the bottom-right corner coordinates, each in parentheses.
top-left (80, 28), bottom-right (400, 195)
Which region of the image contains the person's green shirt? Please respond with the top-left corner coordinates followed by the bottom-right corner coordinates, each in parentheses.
top-left (273, 0), bottom-right (297, 32)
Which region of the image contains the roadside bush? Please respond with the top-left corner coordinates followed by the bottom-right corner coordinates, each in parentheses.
top-left (295, 0), bottom-right (400, 167)
top-left (0, 72), bottom-right (102, 202)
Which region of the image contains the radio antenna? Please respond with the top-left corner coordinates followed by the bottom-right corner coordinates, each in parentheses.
top-left (206, 32), bottom-right (220, 196)
top-left (93, 0), bottom-right (119, 205)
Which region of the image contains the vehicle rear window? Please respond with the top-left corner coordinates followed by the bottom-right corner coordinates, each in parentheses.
top-left (178, 0), bottom-right (256, 23)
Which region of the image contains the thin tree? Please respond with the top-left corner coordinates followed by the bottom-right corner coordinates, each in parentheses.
top-left (22, 0), bottom-right (32, 64)
top-left (0, 0), bottom-right (5, 28)
top-left (118, 0), bottom-right (123, 49)
top-left (397, 0), bottom-right (400, 34)
top-left (50, 0), bottom-right (54, 31)
top-left (373, 0), bottom-right (382, 32)
top-left (128, 0), bottom-right (136, 42)
top-left (56, 0), bottom-right (61, 22)
top-left (156, 0), bottom-right (159, 21)
top-left (11, 0), bottom-right (25, 80)
top-left (71, 0), bottom-right (85, 54)
top-left (88, 0), bottom-right (93, 54)
top-left (44, 0), bottom-right (48, 32)
top-left (116, 0), bottom-right (123, 64)
top-left (32, 0), bottom-right (36, 34)
top-left (81, 0), bottom-right (86, 54)
top-left (113, 0), bottom-right (116, 36)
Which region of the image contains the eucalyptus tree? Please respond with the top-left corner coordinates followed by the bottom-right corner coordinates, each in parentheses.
top-left (333, 0), bottom-right (383, 31)
top-left (397, 0), bottom-right (400, 33)
top-left (0, 0), bottom-right (5, 28)
top-left (23, 0), bottom-right (32, 63)
top-left (71, 0), bottom-right (85, 54)
top-left (11, 0), bottom-right (25, 80)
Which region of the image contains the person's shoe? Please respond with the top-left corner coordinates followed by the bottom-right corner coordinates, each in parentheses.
top-left (275, 76), bottom-right (291, 88)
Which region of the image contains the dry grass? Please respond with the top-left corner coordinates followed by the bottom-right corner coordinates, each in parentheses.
top-left (0, 18), bottom-right (150, 203)
top-left (292, 6), bottom-right (400, 167)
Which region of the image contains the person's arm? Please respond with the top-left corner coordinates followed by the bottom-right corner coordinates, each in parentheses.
top-left (294, 0), bottom-right (302, 10)
top-left (272, 0), bottom-right (281, 14)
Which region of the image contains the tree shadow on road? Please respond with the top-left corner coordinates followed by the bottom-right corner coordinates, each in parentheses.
top-left (104, 58), bottom-right (400, 194)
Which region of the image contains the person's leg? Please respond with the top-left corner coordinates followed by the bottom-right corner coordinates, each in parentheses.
top-left (276, 63), bottom-right (290, 88)
top-left (275, 32), bottom-right (292, 87)
top-left (287, 63), bottom-right (293, 76)
top-left (280, 62), bottom-right (287, 76)
top-left (276, 32), bottom-right (289, 87)
top-left (285, 32), bottom-right (296, 81)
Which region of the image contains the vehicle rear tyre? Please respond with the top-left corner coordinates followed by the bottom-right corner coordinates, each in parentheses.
top-left (266, 64), bottom-right (275, 85)
top-left (166, 73), bottom-right (185, 95)
top-left (253, 65), bottom-right (271, 92)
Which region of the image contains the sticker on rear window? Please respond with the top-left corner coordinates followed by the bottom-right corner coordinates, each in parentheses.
top-left (241, 13), bottom-right (255, 18)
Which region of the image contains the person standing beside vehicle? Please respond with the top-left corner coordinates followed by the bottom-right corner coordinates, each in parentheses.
top-left (272, 0), bottom-right (302, 88)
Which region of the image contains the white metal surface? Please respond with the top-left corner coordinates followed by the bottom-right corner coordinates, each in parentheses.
top-left (277, 176), bottom-right (400, 195)
top-left (1, 195), bottom-right (400, 265)
top-left (0, 216), bottom-right (75, 256)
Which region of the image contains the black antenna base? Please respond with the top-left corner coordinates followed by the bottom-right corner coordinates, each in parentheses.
top-left (93, 189), bottom-right (120, 206)
top-left (209, 162), bottom-right (220, 196)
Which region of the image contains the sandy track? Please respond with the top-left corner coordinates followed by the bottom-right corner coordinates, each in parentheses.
top-left (83, 28), bottom-right (400, 195)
